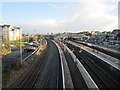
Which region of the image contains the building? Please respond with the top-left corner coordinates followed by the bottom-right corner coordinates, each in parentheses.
top-left (12, 27), bottom-right (21, 41)
top-left (0, 24), bottom-right (22, 42)
top-left (112, 29), bottom-right (120, 35)
top-left (0, 26), bottom-right (2, 41)
top-left (112, 29), bottom-right (120, 40)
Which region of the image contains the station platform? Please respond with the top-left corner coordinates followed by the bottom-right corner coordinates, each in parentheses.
top-left (68, 41), bottom-right (120, 71)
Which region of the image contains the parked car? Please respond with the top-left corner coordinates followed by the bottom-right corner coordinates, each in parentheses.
top-left (29, 42), bottom-right (34, 45)
top-left (30, 44), bottom-right (39, 48)
top-left (24, 46), bottom-right (37, 52)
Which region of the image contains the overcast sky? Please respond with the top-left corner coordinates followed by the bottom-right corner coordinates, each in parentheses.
top-left (1, 0), bottom-right (119, 34)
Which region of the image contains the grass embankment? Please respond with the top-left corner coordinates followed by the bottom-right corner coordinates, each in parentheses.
top-left (1, 45), bottom-right (11, 56)
top-left (1, 41), bottom-right (28, 56)
top-left (2, 65), bottom-right (21, 87)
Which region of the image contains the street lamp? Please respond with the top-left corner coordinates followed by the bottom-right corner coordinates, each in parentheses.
top-left (12, 29), bottom-right (14, 41)
top-left (34, 30), bottom-right (38, 43)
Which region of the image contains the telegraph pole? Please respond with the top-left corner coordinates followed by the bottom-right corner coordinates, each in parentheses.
top-left (19, 27), bottom-right (22, 65)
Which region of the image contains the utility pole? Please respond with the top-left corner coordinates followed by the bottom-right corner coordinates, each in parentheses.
top-left (19, 27), bottom-right (22, 65)
top-left (9, 29), bottom-right (11, 52)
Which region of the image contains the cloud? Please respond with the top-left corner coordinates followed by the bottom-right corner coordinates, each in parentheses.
top-left (12, 19), bottom-right (67, 34)
top-left (3, 0), bottom-right (118, 34)
top-left (68, 0), bottom-right (118, 32)
top-left (71, 0), bottom-right (117, 20)
top-left (48, 4), bottom-right (68, 9)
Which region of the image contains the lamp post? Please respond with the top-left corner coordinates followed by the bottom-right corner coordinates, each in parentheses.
top-left (34, 30), bottom-right (37, 43)
top-left (12, 29), bottom-right (14, 41)
top-left (9, 29), bottom-right (11, 52)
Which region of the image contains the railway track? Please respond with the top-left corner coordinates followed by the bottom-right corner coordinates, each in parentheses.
top-left (18, 41), bottom-right (50, 88)
top-left (17, 39), bottom-right (62, 89)
top-left (33, 39), bottom-right (62, 89)
top-left (66, 42), bottom-right (120, 88)
top-left (44, 59), bottom-right (59, 88)
top-left (79, 52), bottom-right (119, 88)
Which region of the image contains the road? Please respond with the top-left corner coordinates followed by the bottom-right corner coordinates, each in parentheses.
top-left (66, 42), bottom-right (120, 88)
top-left (19, 39), bottom-right (63, 88)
